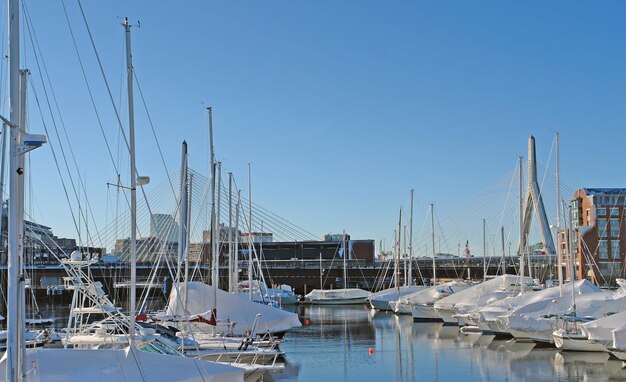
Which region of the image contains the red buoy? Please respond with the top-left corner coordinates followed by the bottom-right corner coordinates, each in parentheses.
top-left (305, 319), bottom-right (310, 325)
top-left (368, 348), bottom-right (374, 355)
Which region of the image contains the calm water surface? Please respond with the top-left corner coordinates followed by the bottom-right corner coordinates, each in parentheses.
top-left (271, 305), bottom-right (626, 382)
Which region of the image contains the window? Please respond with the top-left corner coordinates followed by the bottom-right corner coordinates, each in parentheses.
top-left (598, 219), bottom-right (607, 238)
top-left (611, 219), bottom-right (621, 237)
top-left (599, 240), bottom-right (609, 259)
top-left (596, 208), bottom-right (606, 216)
top-left (611, 240), bottom-right (621, 260)
top-left (611, 208), bottom-right (620, 216)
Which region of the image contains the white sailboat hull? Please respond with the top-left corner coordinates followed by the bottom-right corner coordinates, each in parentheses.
top-left (508, 327), bottom-right (553, 343)
top-left (411, 304), bottom-right (441, 322)
top-left (305, 288), bottom-right (371, 305)
top-left (391, 301), bottom-right (412, 314)
top-left (369, 298), bottom-right (396, 310)
top-left (309, 297), bottom-right (369, 305)
top-left (434, 308), bottom-right (458, 325)
top-left (552, 333), bottom-right (606, 352)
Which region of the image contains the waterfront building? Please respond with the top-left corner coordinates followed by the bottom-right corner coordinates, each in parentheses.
top-left (569, 188), bottom-right (626, 285)
top-left (114, 236), bottom-right (177, 262)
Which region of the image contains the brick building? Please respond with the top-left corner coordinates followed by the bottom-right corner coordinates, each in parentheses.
top-left (569, 188), bottom-right (626, 285)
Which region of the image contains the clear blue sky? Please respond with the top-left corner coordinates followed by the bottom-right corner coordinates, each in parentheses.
top-left (10, 1), bottom-right (626, 250)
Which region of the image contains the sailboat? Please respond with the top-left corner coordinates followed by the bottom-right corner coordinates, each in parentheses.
top-left (572, 302), bottom-right (626, 352)
top-left (304, 233), bottom-right (371, 304)
top-left (552, 312), bottom-right (622, 352)
top-left (0, 9), bottom-right (244, 380)
top-left (370, 196), bottom-right (424, 311)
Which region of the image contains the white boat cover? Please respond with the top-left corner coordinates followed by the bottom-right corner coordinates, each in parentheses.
top-left (0, 347), bottom-right (244, 382)
top-left (582, 310), bottom-right (626, 343)
top-left (479, 280), bottom-right (601, 323)
top-left (371, 286), bottom-right (424, 300)
top-left (370, 286), bottom-right (424, 308)
top-left (161, 282), bottom-right (301, 336)
top-left (505, 284), bottom-right (626, 333)
top-left (398, 281), bottom-right (472, 306)
top-left (434, 275), bottom-right (533, 313)
top-left (581, 279), bottom-right (626, 349)
top-left (305, 288), bottom-right (371, 302)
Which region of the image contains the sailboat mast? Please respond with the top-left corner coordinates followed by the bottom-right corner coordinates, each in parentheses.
top-left (15, 68), bottom-right (28, 378)
top-left (184, 174), bottom-right (193, 311)
top-left (248, 163), bottom-right (253, 300)
top-left (0, 120), bottom-right (7, 263)
top-left (403, 225), bottom-right (407, 286)
top-left (501, 226), bottom-right (506, 275)
top-left (555, 131), bottom-right (563, 296)
top-left (482, 219), bottom-right (486, 281)
top-left (343, 230), bottom-right (347, 289)
top-left (395, 208), bottom-right (401, 292)
top-left (319, 251), bottom-right (323, 289)
top-left (408, 189), bottom-right (414, 287)
top-left (431, 203), bottom-right (436, 285)
top-left (6, 0), bottom-right (20, 376)
top-left (208, 107), bottom-right (218, 289)
top-left (565, 199), bottom-right (576, 314)
top-left (217, 162), bottom-right (222, 263)
top-left (177, 142), bottom-right (188, 283)
top-left (123, 17), bottom-right (138, 344)
top-left (234, 191), bottom-right (241, 288)
top-left (228, 172), bottom-right (233, 293)
top-left (518, 155), bottom-right (525, 286)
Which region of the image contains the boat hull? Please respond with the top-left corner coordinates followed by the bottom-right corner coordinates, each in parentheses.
top-left (369, 298), bottom-right (393, 311)
top-left (411, 305), bottom-right (442, 322)
top-left (308, 297), bottom-right (368, 305)
top-left (391, 301), bottom-right (412, 315)
top-left (553, 330), bottom-right (606, 352)
top-left (435, 308), bottom-right (458, 325)
top-left (508, 328), bottom-right (553, 344)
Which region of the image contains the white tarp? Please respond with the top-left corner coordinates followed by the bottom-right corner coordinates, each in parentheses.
top-left (398, 281), bottom-right (472, 306)
top-left (434, 275), bottom-right (533, 313)
top-left (582, 310), bottom-right (626, 343)
top-left (505, 285), bottom-right (626, 334)
top-left (370, 286), bottom-right (424, 309)
top-left (163, 282), bottom-right (301, 336)
top-left (0, 347), bottom-right (244, 382)
top-left (479, 279), bottom-right (601, 323)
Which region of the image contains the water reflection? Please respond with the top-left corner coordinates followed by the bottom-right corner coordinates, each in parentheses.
top-left (273, 305), bottom-right (626, 382)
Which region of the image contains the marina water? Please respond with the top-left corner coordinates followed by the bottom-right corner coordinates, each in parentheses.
top-left (271, 305), bottom-right (626, 382)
